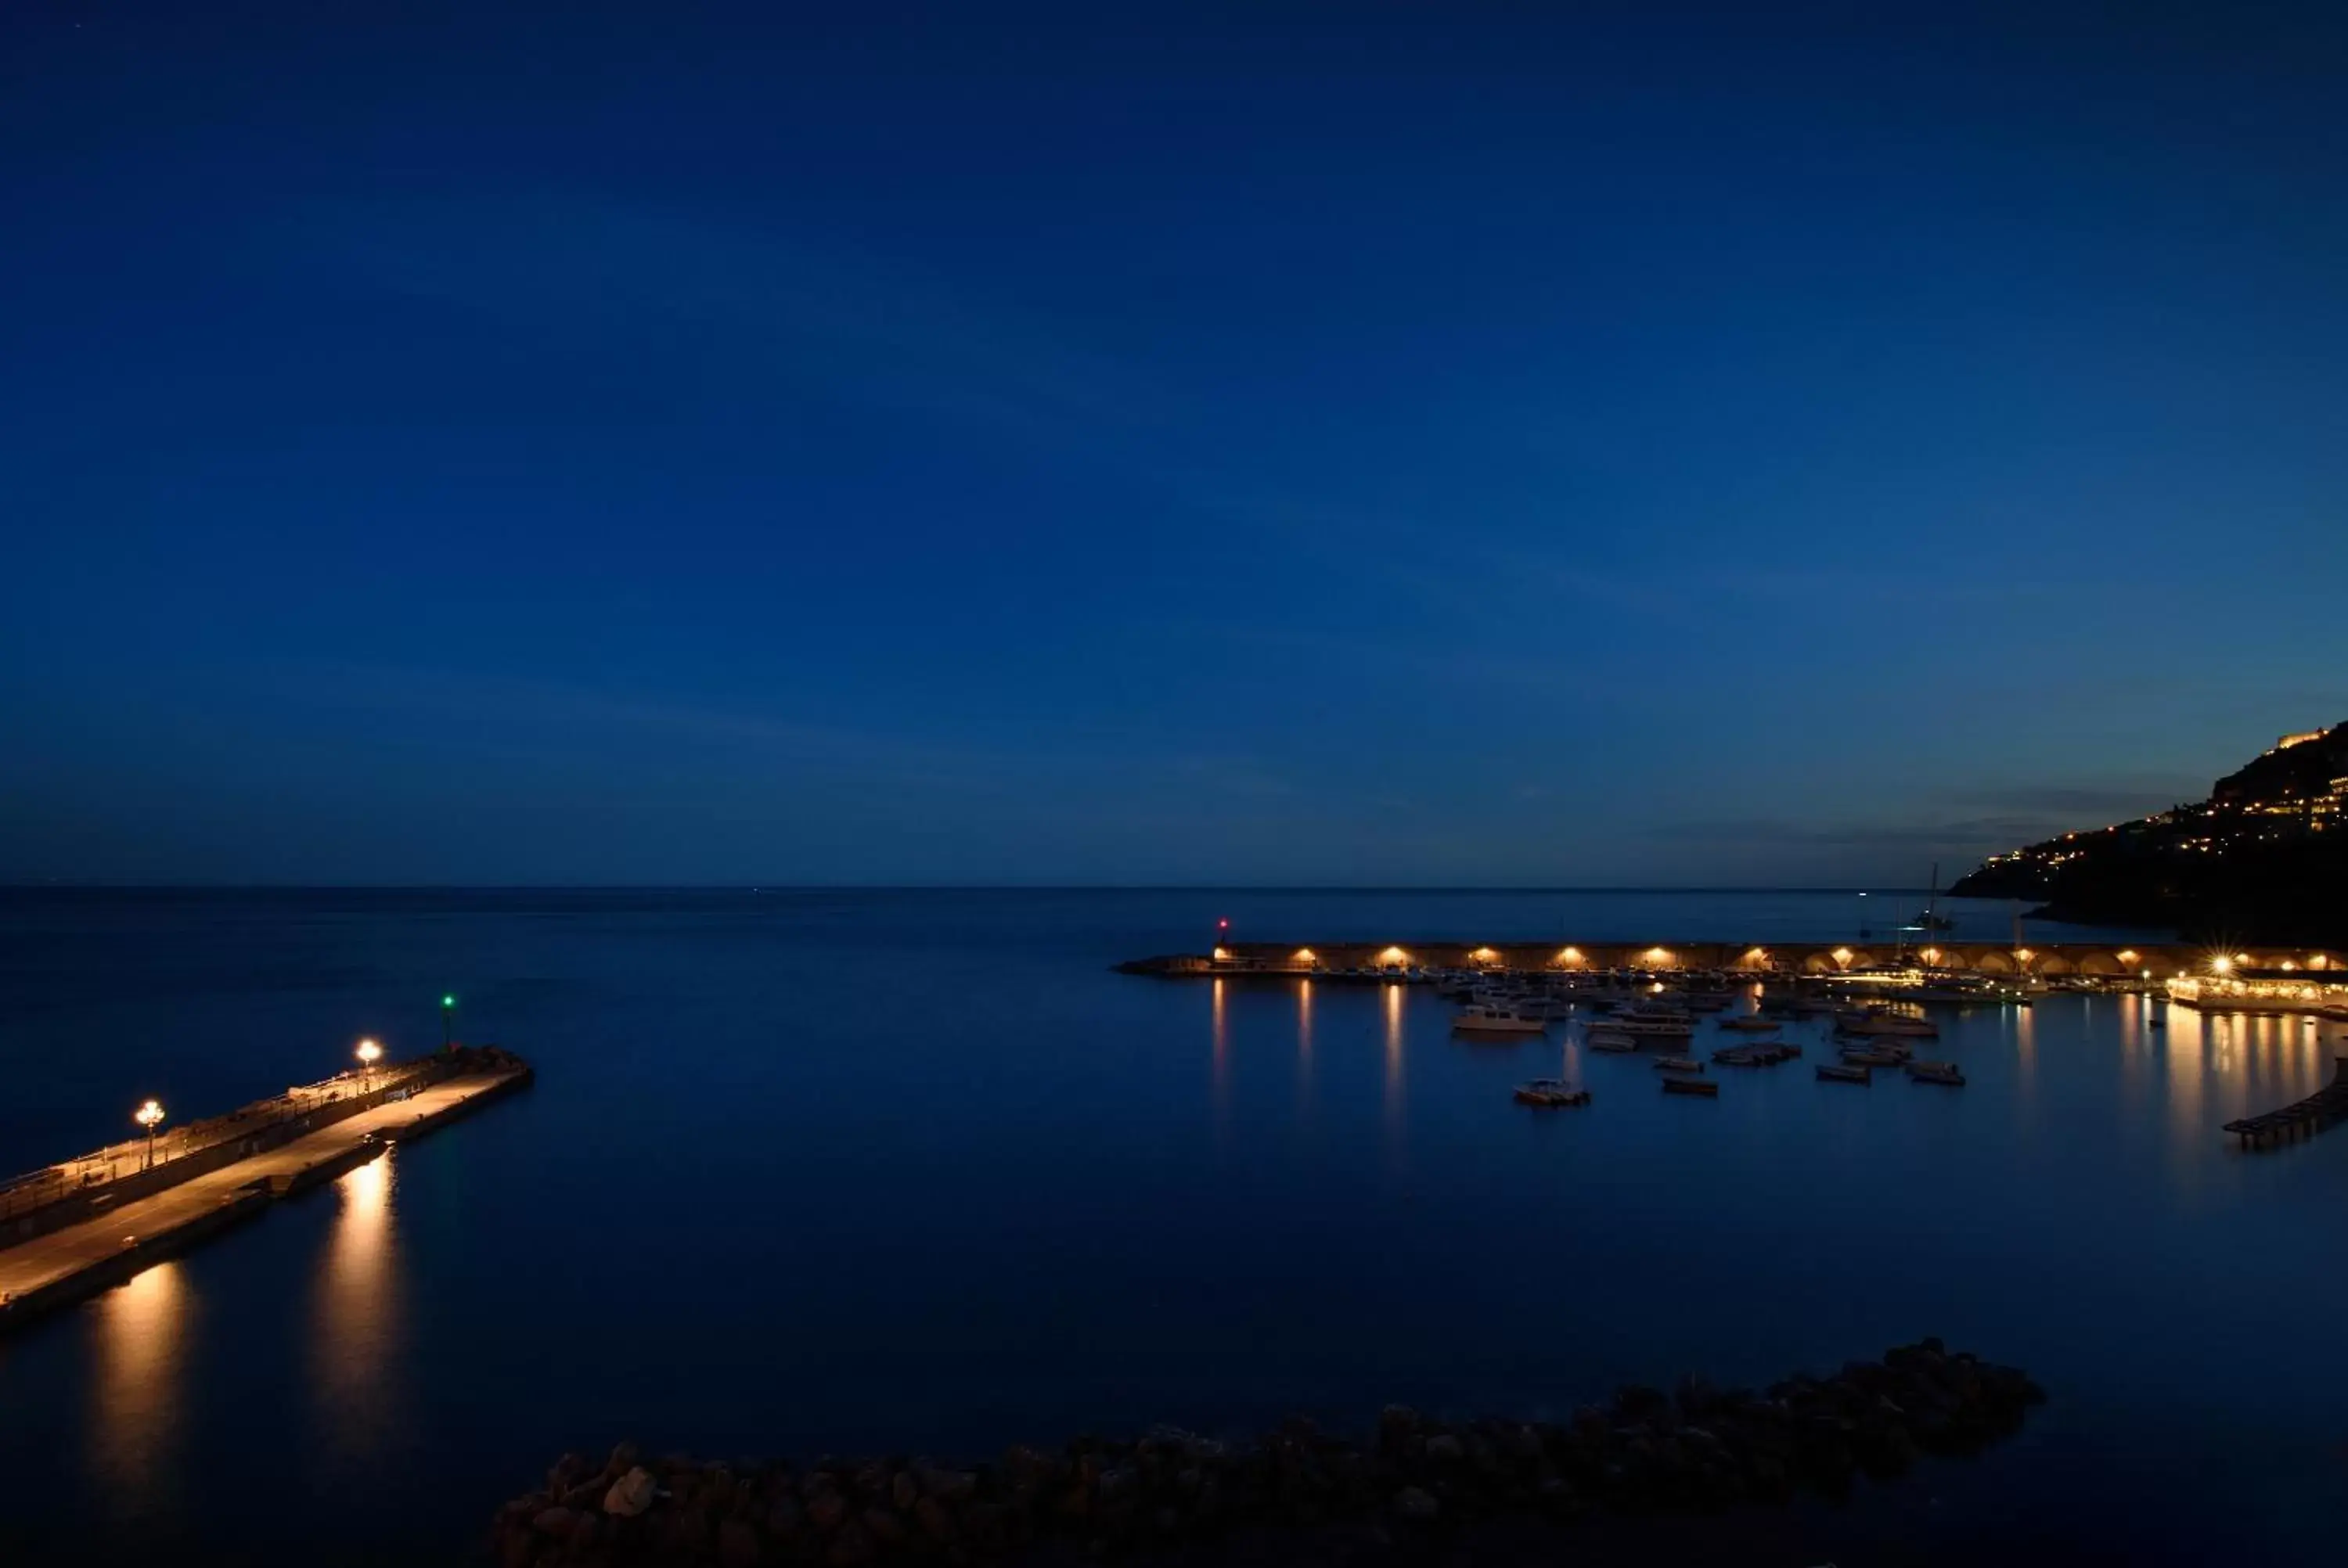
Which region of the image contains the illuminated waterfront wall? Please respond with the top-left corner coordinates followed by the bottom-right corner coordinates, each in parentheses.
top-left (1177, 940), bottom-right (2344, 980)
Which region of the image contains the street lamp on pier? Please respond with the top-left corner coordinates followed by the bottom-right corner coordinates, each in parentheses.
top-left (356, 1038), bottom-right (382, 1088)
top-left (134, 1099), bottom-right (165, 1171)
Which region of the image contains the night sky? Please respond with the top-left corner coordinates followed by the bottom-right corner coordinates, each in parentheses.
top-left (5, 2), bottom-right (2343, 885)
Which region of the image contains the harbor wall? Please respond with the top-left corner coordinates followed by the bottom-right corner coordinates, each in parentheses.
top-left (1129, 939), bottom-right (2246, 979)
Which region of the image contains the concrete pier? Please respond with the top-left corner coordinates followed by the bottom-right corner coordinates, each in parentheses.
top-left (0, 1059), bottom-right (530, 1336)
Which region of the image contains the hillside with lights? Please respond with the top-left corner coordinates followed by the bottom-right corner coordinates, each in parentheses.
top-left (1950, 722), bottom-right (2348, 943)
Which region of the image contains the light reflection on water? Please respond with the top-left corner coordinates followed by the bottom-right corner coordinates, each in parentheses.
top-left (1381, 982), bottom-right (1406, 1171)
top-left (311, 1152), bottom-right (402, 1458)
top-left (91, 1260), bottom-right (186, 1501)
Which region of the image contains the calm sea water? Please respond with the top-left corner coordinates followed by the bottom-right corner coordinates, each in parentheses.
top-left (2, 888), bottom-right (2343, 1564)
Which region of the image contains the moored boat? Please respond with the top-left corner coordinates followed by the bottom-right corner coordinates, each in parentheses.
top-left (1451, 1005), bottom-right (1547, 1038)
top-left (1513, 1078), bottom-right (1592, 1107)
top-left (1907, 1060), bottom-right (1965, 1086)
top-left (1817, 1062), bottom-right (1872, 1084)
top-left (1718, 1015), bottom-right (1781, 1032)
top-left (1662, 1077), bottom-right (1720, 1097)
top-left (1652, 1056), bottom-right (1704, 1074)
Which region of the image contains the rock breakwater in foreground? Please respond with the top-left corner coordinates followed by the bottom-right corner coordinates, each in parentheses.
top-left (492, 1340), bottom-right (2041, 1567)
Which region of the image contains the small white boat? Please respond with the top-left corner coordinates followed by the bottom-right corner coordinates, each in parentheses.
top-left (1451, 1005), bottom-right (1547, 1038)
top-left (1608, 1016), bottom-right (1694, 1041)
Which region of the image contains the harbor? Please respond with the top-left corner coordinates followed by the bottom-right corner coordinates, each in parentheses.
top-left (0, 1045), bottom-right (530, 1336)
top-left (1128, 938), bottom-right (2348, 1138)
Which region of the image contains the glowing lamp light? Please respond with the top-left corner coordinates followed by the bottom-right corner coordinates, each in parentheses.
top-left (2015, 948), bottom-right (2035, 964)
top-left (1644, 946), bottom-right (1670, 963)
top-left (1292, 948), bottom-right (1317, 964)
top-left (1212, 947), bottom-right (1232, 962)
top-left (1921, 947), bottom-right (1939, 964)
top-left (1832, 947), bottom-right (1853, 965)
top-left (2211, 955), bottom-right (2234, 975)
top-left (1557, 946), bottom-right (1583, 964)
top-left (1377, 946), bottom-right (1409, 966)
top-left (355, 1038), bottom-right (382, 1067)
top-left (2118, 949), bottom-right (2138, 966)
top-left (1471, 946), bottom-right (1500, 964)
top-left (134, 1099), bottom-right (164, 1131)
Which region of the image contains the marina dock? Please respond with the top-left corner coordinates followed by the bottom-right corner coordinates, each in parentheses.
top-left (2222, 1057), bottom-right (2348, 1149)
top-left (0, 1050), bottom-right (530, 1336)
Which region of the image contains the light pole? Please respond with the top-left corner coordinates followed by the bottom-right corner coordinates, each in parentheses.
top-left (441, 994), bottom-right (457, 1052)
top-left (135, 1099), bottom-right (165, 1171)
top-left (1856, 891), bottom-right (1869, 941)
top-left (356, 1038), bottom-right (382, 1091)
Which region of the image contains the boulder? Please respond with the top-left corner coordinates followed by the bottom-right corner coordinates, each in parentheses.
top-left (718, 1517), bottom-right (762, 1568)
top-left (1392, 1486), bottom-right (1439, 1524)
top-left (862, 1507), bottom-right (908, 1548)
top-left (603, 1466), bottom-right (658, 1518)
top-left (913, 1496), bottom-right (956, 1542)
top-left (531, 1505), bottom-right (575, 1536)
top-left (919, 1467), bottom-right (978, 1503)
top-left (826, 1522), bottom-right (875, 1567)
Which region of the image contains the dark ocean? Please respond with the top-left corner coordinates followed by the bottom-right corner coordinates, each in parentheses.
top-left (1, 888), bottom-right (2341, 1564)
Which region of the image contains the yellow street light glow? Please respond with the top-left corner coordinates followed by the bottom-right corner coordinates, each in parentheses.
top-left (135, 1099), bottom-right (164, 1130)
top-left (1377, 946), bottom-right (1409, 965)
top-left (1921, 947), bottom-right (1939, 964)
top-left (1212, 947), bottom-right (1232, 962)
top-left (2015, 948), bottom-right (2035, 963)
top-left (355, 1038), bottom-right (383, 1066)
top-left (1470, 946), bottom-right (1500, 962)
top-left (2210, 955), bottom-right (2233, 974)
top-left (1644, 946), bottom-right (1670, 963)
top-left (1832, 947), bottom-right (1853, 965)
top-left (2117, 949), bottom-right (2138, 965)
top-left (1292, 948), bottom-right (1316, 963)
top-left (1557, 946), bottom-right (1583, 964)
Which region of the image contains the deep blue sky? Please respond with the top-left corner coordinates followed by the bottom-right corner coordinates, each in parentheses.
top-left (3, 2), bottom-right (2343, 884)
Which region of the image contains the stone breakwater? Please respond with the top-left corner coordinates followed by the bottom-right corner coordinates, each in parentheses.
top-left (491, 1340), bottom-right (2041, 1567)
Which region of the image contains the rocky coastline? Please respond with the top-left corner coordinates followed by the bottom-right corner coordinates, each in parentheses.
top-left (491, 1339), bottom-right (2041, 1567)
